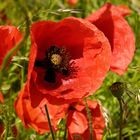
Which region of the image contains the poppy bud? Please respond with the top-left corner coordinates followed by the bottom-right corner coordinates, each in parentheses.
top-left (110, 82), bottom-right (125, 99)
top-left (67, 0), bottom-right (78, 6)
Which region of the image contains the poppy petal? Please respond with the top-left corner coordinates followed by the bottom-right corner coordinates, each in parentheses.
top-left (116, 5), bottom-right (131, 16)
top-left (67, 110), bottom-right (88, 135)
top-left (29, 17), bottom-right (111, 103)
top-left (15, 83), bottom-right (69, 134)
top-left (0, 26), bottom-right (22, 66)
top-left (67, 100), bottom-right (105, 140)
top-left (86, 3), bottom-right (135, 75)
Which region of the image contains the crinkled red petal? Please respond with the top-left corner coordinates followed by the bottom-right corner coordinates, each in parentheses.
top-left (67, 110), bottom-right (88, 135)
top-left (0, 26), bottom-right (22, 66)
top-left (29, 17), bottom-right (111, 103)
top-left (67, 100), bottom-right (105, 140)
top-left (116, 5), bottom-right (131, 16)
top-left (14, 83), bottom-right (69, 134)
top-left (86, 3), bottom-right (135, 75)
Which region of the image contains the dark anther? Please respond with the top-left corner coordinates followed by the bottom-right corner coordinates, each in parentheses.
top-left (61, 68), bottom-right (69, 76)
top-left (46, 46), bottom-right (60, 57)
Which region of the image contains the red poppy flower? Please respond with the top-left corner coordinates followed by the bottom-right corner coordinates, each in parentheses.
top-left (67, 100), bottom-right (105, 140)
top-left (86, 3), bottom-right (135, 75)
top-left (28, 17), bottom-right (111, 104)
top-left (0, 92), bottom-right (4, 103)
top-left (0, 26), bottom-right (22, 66)
top-left (67, 0), bottom-right (78, 6)
top-left (14, 82), bottom-right (69, 134)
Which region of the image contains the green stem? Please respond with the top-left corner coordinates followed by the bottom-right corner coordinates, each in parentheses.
top-left (4, 122), bottom-right (9, 140)
top-left (45, 105), bottom-right (55, 140)
top-left (85, 99), bottom-right (94, 140)
top-left (118, 99), bottom-right (123, 140)
top-left (63, 121), bottom-right (67, 140)
top-left (20, 66), bottom-right (24, 88)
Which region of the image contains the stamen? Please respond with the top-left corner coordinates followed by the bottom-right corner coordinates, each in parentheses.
top-left (51, 54), bottom-right (62, 65)
top-left (60, 67), bottom-right (69, 76)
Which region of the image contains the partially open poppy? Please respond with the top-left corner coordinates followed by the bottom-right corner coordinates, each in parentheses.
top-left (67, 100), bottom-right (105, 140)
top-left (14, 82), bottom-right (69, 134)
top-left (28, 17), bottom-right (111, 104)
top-left (0, 26), bottom-right (22, 66)
top-left (86, 3), bottom-right (135, 75)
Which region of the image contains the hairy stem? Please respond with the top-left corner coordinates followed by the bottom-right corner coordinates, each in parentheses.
top-left (118, 99), bottom-right (123, 140)
top-left (4, 122), bottom-right (9, 140)
top-left (63, 120), bottom-right (67, 140)
top-left (45, 105), bottom-right (55, 140)
top-left (85, 99), bottom-right (94, 140)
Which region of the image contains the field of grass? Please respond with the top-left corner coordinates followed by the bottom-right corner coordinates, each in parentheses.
top-left (0, 0), bottom-right (140, 140)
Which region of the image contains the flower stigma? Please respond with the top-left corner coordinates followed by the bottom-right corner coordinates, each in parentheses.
top-left (50, 54), bottom-right (62, 66)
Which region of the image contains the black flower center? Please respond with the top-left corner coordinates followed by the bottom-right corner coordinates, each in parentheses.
top-left (35, 45), bottom-right (70, 83)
